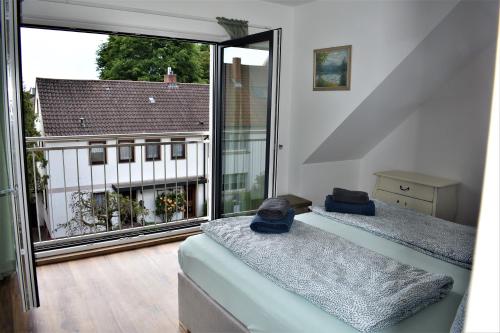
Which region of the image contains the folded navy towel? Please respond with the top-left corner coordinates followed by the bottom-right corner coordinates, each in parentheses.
top-left (257, 197), bottom-right (290, 220)
top-left (251, 208), bottom-right (295, 234)
top-left (325, 195), bottom-right (375, 216)
top-left (332, 187), bottom-right (369, 204)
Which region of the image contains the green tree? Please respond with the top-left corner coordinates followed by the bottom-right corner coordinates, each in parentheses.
top-left (96, 36), bottom-right (209, 83)
top-left (23, 89), bottom-right (47, 205)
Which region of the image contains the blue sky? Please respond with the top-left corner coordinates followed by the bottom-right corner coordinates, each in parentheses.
top-left (21, 28), bottom-right (108, 89)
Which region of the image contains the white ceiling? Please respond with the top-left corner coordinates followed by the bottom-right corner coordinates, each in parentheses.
top-left (261, 0), bottom-right (316, 7)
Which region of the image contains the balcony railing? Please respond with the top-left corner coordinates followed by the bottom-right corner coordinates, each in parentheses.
top-left (26, 132), bottom-right (210, 251)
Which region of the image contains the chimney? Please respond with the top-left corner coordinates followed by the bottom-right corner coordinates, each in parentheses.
top-left (164, 67), bottom-right (177, 87)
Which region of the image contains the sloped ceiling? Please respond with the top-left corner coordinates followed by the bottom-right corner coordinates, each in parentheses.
top-left (305, 0), bottom-right (498, 164)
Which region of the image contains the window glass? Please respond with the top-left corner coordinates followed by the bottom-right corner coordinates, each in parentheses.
top-left (89, 141), bottom-right (106, 164)
top-left (94, 192), bottom-right (106, 209)
top-left (171, 138), bottom-right (185, 159)
top-left (224, 133), bottom-right (249, 152)
top-left (118, 140), bottom-right (134, 162)
top-left (223, 173), bottom-right (247, 191)
top-left (146, 139), bottom-right (161, 161)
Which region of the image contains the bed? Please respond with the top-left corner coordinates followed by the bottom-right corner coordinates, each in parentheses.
top-left (178, 211), bottom-right (470, 333)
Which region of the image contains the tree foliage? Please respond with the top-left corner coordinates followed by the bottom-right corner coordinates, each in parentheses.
top-left (23, 90), bottom-right (47, 204)
top-left (96, 36), bottom-right (210, 83)
top-left (155, 191), bottom-right (186, 222)
top-left (59, 191), bottom-right (149, 236)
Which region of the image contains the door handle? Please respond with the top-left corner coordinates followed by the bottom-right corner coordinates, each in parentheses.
top-left (399, 185), bottom-right (410, 191)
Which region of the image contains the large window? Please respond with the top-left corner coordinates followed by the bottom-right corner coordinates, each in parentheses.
top-left (145, 139), bottom-right (161, 161)
top-left (118, 140), bottom-right (135, 163)
top-left (89, 141), bottom-right (107, 165)
top-left (171, 138), bottom-right (186, 159)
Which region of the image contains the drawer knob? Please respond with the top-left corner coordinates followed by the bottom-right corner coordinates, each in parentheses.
top-left (399, 185), bottom-right (410, 191)
top-left (396, 200), bottom-right (400, 203)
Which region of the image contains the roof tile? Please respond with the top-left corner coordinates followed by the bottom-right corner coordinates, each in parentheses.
top-left (36, 78), bottom-right (209, 136)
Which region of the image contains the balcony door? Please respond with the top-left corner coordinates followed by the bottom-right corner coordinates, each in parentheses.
top-left (1, 0), bottom-right (39, 310)
top-left (213, 30), bottom-right (281, 218)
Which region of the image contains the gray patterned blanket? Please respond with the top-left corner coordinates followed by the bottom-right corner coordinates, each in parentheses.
top-left (201, 217), bottom-right (453, 333)
top-left (311, 200), bottom-right (476, 269)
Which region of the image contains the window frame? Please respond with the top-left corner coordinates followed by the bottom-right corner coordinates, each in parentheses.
top-left (89, 141), bottom-right (107, 165)
top-left (171, 137), bottom-right (186, 160)
top-left (145, 139), bottom-right (161, 161)
top-left (118, 139), bottom-right (135, 163)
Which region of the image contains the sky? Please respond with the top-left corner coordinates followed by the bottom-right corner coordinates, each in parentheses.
top-left (20, 28), bottom-right (108, 89)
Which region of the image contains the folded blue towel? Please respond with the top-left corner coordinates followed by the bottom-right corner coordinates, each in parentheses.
top-left (325, 195), bottom-right (375, 216)
top-left (250, 208), bottom-right (295, 233)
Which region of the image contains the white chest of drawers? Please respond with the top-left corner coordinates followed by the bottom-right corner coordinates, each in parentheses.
top-left (373, 170), bottom-right (459, 221)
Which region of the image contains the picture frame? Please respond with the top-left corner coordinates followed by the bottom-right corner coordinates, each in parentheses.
top-left (313, 45), bottom-right (352, 91)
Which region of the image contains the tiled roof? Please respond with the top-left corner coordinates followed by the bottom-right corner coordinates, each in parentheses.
top-left (36, 78), bottom-right (209, 136)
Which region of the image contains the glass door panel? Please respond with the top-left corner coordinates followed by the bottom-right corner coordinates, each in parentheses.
top-left (1, 0), bottom-right (39, 310)
top-left (215, 31), bottom-right (278, 218)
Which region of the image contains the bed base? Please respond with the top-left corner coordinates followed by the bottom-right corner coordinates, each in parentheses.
top-left (178, 272), bottom-right (249, 333)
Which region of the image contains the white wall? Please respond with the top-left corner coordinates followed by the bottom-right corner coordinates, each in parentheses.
top-left (288, 0), bottom-right (459, 197)
top-left (287, 1), bottom-right (496, 225)
top-left (22, 0), bottom-right (295, 195)
top-left (298, 159), bottom-right (361, 206)
top-left (359, 43), bottom-right (496, 225)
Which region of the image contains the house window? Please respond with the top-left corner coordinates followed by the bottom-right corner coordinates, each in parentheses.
top-left (223, 173), bottom-right (247, 191)
top-left (118, 140), bottom-right (135, 163)
top-left (94, 192), bottom-right (106, 209)
top-left (145, 139), bottom-right (161, 161)
top-left (171, 138), bottom-right (186, 159)
top-left (89, 141), bottom-right (107, 165)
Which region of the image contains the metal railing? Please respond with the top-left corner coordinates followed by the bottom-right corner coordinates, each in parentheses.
top-left (26, 132), bottom-right (210, 249)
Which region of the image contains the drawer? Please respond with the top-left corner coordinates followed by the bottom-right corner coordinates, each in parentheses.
top-left (377, 176), bottom-right (434, 202)
top-left (375, 190), bottom-right (433, 215)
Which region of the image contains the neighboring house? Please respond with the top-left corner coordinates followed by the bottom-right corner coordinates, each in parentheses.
top-left (31, 60), bottom-right (268, 239)
top-left (34, 76), bottom-right (210, 239)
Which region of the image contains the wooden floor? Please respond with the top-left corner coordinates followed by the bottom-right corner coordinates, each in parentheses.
top-left (28, 241), bottom-right (183, 333)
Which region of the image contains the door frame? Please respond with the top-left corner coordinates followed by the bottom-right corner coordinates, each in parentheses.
top-left (212, 30), bottom-right (280, 219)
top-left (1, 0), bottom-right (40, 310)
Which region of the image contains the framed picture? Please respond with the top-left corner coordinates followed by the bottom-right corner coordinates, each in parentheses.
top-left (313, 45), bottom-right (352, 91)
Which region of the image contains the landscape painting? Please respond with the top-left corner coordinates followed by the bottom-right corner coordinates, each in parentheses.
top-left (313, 45), bottom-right (351, 91)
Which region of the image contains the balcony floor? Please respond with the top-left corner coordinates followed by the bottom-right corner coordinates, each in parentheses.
top-left (29, 241), bottom-right (183, 332)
